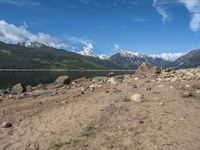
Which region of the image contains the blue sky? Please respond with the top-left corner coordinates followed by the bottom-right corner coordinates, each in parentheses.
top-left (0, 0), bottom-right (200, 57)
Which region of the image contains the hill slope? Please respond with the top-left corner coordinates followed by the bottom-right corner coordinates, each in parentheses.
top-left (0, 42), bottom-right (123, 70)
top-left (174, 49), bottom-right (200, 69)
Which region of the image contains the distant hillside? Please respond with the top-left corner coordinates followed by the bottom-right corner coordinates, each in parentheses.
top-left (174, 49), bottom-right (200, 69)
top-left (0, 42), bottom-right (123, 70)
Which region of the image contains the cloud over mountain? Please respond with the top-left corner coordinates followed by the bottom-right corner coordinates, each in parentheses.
top-left (0, 20), bottom-right (68, 49)
top-left (150, 52), bottom-right (186, 61)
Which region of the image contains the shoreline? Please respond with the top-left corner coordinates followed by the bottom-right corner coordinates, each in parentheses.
top-left (0, 69), bottom-right (135, 72)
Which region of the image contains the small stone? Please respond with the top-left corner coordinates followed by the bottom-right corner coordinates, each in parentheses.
top-left (171, 77), bottom-right (177, 82)
top-left (130, 94), bottom-right (145, 103)
top-left (71, 82), bottom-right (76, 85)
top-left (158, 102), bottom-right (164, 106)
top-left (2, 122), bottom-right (12, 128)
top-left (124, 97), bottom-right (131, 102)
top-left (105, 90), bottom-right (109, 93)
top-left (192, 84), bottom-right (200, 89)
top-left (8, 95), bottom-right (13, 99)
top-left (146, 86), bottom-right (151, 90)
top-left (164, 67), bottom-right (174, 72)
top-left (51, 92), bottom-right (58, 96)
top-left (134, 77), bottom-right (139, 81)
top-left (107, 77), bottom-right (118, 85)
top-left (35, 83), bottom-right (46, 90)
top-left (89, 84), bottom-right (98, 89)
top-left (26, 85), bottom-right (33, 92)
top-left (61, 101), bottom-right (67, 104)
top-left (181, 85), bottom-right (192, 90)
top-left (132, 84), bottom-right (137, 88)
top-left (193, 90), bottom-right (200, 99)
top-left (158, 85), bottom-right (165, 88)
top-left (106, 72), bottom-right (116, 77)
top-left (181, 91), bottom-right (193, 98)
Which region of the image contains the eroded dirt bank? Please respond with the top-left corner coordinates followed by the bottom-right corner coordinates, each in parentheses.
top-left (0, 68), bottom-right (200, 150)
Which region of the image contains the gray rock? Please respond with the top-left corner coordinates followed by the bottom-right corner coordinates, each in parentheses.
top-left (146, 86), bottom-right (151, 90)
top-left (11, 83), bottom-right (26, 94)
top-left (2, 121), bottom-right (12, 128)
top-left (107, 77), bottom-right (118, 85)
top-left (26, 85), bottom-right (33, 92)
top-left (132, 84), bottom-right (137, 88)
top-left (55, 76), bottom-right (71, 85)
top-left (130, 94), bottom-right (145, 103)
top-left (193, 90), bottom-right (200, 99)
top-left (192, 84), bottom-right (200, 89)
top-left (158, 102), bottom-right (164, 106)
top-left (106, 72), bottom-right (116, 77)
top-left (181, 85), bottom-right (192, 90)
top-left (180, 91), bottom-right (193, 98)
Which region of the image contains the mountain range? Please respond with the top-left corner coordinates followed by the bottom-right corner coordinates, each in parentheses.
top-left (0, 41), bottom-right (200, 70)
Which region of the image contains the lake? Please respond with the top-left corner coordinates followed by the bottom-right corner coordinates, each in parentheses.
top-left (0, 70), bottom-right (133, 89)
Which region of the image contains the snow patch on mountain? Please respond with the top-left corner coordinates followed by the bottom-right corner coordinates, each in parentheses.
top-left (150, 52), bottom-right (186, 61)
top-left (119, 50), bottom-right (145, 58)
top-left (98, 54), bottom-right (109, 60)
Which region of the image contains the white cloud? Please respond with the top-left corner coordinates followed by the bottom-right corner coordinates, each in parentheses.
top-left (83, 42), bottom-right (94, 51)
top-left (153, 0), bottom-right (200, 31)
top-left (150, 52), bottom-right (186, 61)
top-left (0, 0), bottom-right (40, 7)
top-left (179, 0), bottom-right (200, 31)
top-left (113, 44), bottom-right (121, 51)
top-left (153, 0), bottom-right (171, 22)
top-left (0, 20), bottom-right (69, 49)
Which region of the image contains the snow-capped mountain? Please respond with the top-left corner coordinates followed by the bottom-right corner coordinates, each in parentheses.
top-left (109, 50), bottom-right (173, 69)
top-left (78, 43), bottom-right (98, 57)
top-left (79, 49), bottom-right (109, 60)
top-left (79, 48), bottom-right (98, 57)
top-left (78, 43), bottom-right (109, 59)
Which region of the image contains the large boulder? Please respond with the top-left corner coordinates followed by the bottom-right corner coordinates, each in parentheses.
top-left (135, 62), bottom-right (150, 76)
top-left (55, 76), bottom-right (71, 85)
top-left (134, 62), bottom-right (160, 77)
top-left (11, 83), bottom-right (26, 94)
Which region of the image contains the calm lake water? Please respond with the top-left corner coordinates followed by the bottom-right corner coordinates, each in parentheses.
top-left (0, 70), bottom-right (133, 89)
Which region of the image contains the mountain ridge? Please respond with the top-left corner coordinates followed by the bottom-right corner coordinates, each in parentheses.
top-left (0, 41), bottom-right (200, 70)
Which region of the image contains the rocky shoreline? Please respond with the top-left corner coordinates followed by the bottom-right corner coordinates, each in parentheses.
top-left (0, 64), bottom-right (200, 150)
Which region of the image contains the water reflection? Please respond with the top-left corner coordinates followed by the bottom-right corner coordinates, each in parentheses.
top-left (0, 70), bottom-right (133, 89)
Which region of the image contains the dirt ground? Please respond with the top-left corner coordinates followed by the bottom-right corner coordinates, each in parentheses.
top-left (0, 75), bottom-right (200, 150)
